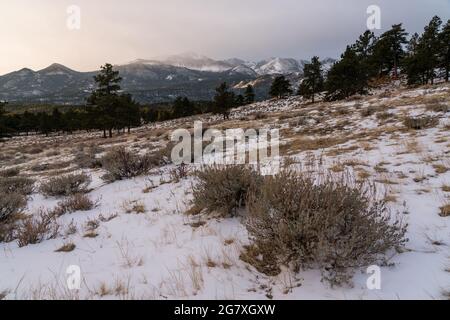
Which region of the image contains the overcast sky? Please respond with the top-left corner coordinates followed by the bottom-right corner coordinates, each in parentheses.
top-left (0, 0), bottom-right (449, 74)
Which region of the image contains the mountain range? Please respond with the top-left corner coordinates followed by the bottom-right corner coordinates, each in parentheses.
top-left (0, 53), bottom-right (335, 104)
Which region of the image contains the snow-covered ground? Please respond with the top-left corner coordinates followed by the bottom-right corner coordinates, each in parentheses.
top-left (0, 83), bottom-right (449, 300)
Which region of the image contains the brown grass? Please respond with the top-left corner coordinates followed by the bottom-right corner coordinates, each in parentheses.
top-left (55, 242), bottom-right (76, 253)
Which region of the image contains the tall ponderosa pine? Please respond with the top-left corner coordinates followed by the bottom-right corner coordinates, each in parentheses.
top-left (244, 85), bottom-right (255, 105)
top-left (270, 75), bottom-right (292, 99)
top-left (439, 19), bottom-right (450, 82)
top-left (372, 24), bottom-right (408, 78)
top-left (404, 33), bottom-right (426, 85)
top-left (87, 63), bottom-right (140, 137)
top-left (405, 16), bottom-right (444, 85)
top-left (325, 46), bottom-right (368, 101)
top-left (213, 82), bottom-right (235, 120)
top-left (353, 30), bottom-right (378, 79)
top-left (298, 56), bottom-right (324, 103)
top-left (419, 16), bottom-right (442, 84)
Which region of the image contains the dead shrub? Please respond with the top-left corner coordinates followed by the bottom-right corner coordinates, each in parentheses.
top-left (0, 193), bottom-right (27, 221)
top-left (39, 173), bottom-right (91, 197)
top-left (31, 161), bottom-right (70, 172)
top-left (52, 194), bottom-right (95, 216)
top-left (192, 165), bottom-right (260, 217)
top-left (0, 168), bottom-right (20, 177)
top-left (74, 147), bottom-right (103, 169)
top-left (426, 103), bottom-right (448, 113)
top-left (403, 115), bottom-right (439, 130)
top-left (245, 170), bottom-right (408, 286)
top-left (360, 106), bottom-right (377, 117)
top-left (0, 176), bottom-right (35, 195)
top-left (169, 163), bottom-right (189, 182)
top-left (101, 147), bottom-right (154, 182)
top-left (16, 210), bottom-right (60, 247)
top-left (0, 193), bottom-right (27, 242)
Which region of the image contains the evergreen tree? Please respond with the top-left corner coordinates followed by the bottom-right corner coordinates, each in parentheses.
top-left (0, 101), bottom-right (9, 137)
top-left (172, 96), bottom-right (193, 118)
top-left (325, 46), bottom-right (368, 101)
top-left (298, 56), bottom-right (324, 103)
top-left (373, 24), bottom-right (408, 78)
top-left (419, 16), bottom-right (442, 84)
top-left (439, 19), bottom-right (450, 82)
top-left (404, 33), bottom-right (427, 85)
top-left (235, 94), bottom-right (245, 107)
top-left (353, 30), bottom-right (378, 79)
top-left (269, 76), bottom-right (292, 99)
top-left (51, 107), bottom-right (64, 132)
top-left (87, 63), bottom-right (123, 138)
top-left (38, 112), bottom-right (52, 136)
top-left (244, 85), bottom-right (255, 104)
top-left (213, 82), bottom-right (235, 120)
top-left (405, 16), bottom-right (443, 85)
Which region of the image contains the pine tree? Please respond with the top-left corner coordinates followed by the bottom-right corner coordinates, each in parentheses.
top-left (373, 24), bottom-right (408, 78)
top-left (88, 63), bottom-right (123, 138)
top-left (325, 46), bottom-right (368, 101)
top-left (405, 16), bottom-right (443, 85)
top-left (213, 82), bottom-right (235, 120)
top-left (439, 19), bottom-right (450, 82)
top-left (269, 76), bottom-right (292, 99)
top-left (298, 56), bottom-right (324, 103)
top-left (353, 30), bottom-right (378, 79)
top-left (51, 107), bottom-right (64, 133)
top-left (404, 33), bottom-right (427, 85)
top-left (419, 16), bottom-right (442, 84)
top-left (0, 101), bottom-right (8, 137)
top-left (244, 85), bottom-right (255, 105)
top-left (235, 94), bottom-right (245, 107)
top-left (172, 96), bottom-right (193, 118)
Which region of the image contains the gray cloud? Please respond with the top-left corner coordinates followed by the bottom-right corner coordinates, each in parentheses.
top-left (0, 0), bottom-right (449, 74)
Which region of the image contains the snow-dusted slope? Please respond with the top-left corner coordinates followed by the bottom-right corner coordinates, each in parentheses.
top-left (1, 84), bottom-right (448, 300)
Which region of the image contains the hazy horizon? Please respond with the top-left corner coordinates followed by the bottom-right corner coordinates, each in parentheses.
top-left (1, 0), bottom-right (449, 75)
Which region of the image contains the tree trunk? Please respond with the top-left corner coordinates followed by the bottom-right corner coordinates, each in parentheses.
top-left (103, 129), bottom-right (107, 139)
top-left (109, 128), bottom-right (112, 138)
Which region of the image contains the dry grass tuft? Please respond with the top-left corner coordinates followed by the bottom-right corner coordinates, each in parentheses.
top-left (55, 242), bottom-right (76, 253)
top-left (403, 115), bottom-right (439, 130)
top-left (52, 194), bottom-right (95, 216)
top-left (39, 173), bottom-right (91, 197)
top-left (439, 204), bottom-right (450, 217)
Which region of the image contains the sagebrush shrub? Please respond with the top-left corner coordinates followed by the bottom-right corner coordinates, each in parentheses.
top-left (0, 192), bottom-right (27, 222)
top-left (403, 115), bottom-right (439, 130)
top-left (39, 173), bottom-right (91, 197)
top-left (244, 170), bottom-right (408, 286)
top-left (52, 193), bottom-right (95, 216)
top-left (74, 147), bottom-right (103, 169)
top-left (16, 209), bottom-right (59, 247)
top-left (192, 165), bottom-right (260, 217)
top-left (0, 177), bottom-right (35, 195)
top-left (0, 168), bottom-right (20, 178)
top-left (101, 147), bottom-right (154, 182)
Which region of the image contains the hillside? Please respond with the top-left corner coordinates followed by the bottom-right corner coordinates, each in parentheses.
top-left (0, 83), bottom-right (449, 300)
